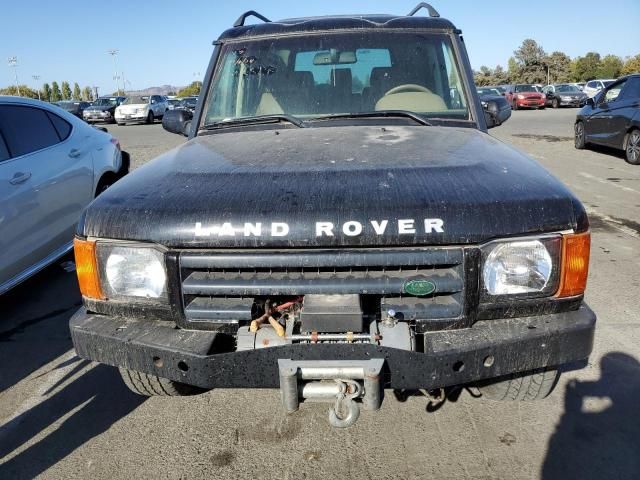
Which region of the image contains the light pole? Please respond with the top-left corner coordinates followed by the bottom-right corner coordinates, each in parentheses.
top-left (107, 49), bottom-right (122, 95)
top-left (8, 56), bottom-right (21, 96)
top-left (32, 75), bottom-right (41, 100)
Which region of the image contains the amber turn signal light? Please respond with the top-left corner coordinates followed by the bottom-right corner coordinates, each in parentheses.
top-left (74, 238), bottom-right (104, 300)
top-left (556, 231), bottom-right (591, 298)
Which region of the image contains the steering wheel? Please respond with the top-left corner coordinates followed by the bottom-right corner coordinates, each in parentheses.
top-left (383, 84), bottom-right (431, 96)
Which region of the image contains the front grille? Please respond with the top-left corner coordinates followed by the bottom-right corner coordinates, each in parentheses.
top-left (177, 248), bottom-right (466, 329)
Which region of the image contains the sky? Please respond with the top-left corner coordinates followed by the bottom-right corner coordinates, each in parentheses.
top-left (1, 0), bottom-right (639, 94)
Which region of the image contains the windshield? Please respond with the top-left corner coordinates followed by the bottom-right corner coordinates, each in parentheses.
top-left (123, 96), bottom-right (149, 105)
top-left (181, 97), bottom-right (197, 106)
top-left (168, 99), bottom-right (180, 105)
top-left (477, 88), bottom-right (500, 96)
top-left (93, 98), bottom-right (118, 106)
top-left (555, 84), bottom-right (581, 93)
top-left (203, 32), bottom-right (469, 126)
top-left (57, 102), bottom-right (80, 110)
top-left (515, 84), bottom-right (538, 93)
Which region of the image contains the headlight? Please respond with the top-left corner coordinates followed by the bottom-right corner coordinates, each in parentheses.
top-left (96, 243), bottom-right (167, 300)
top-left (481, 237), bottom-right (561, 298)
top-left (517, 94), bottom-right (525, 99)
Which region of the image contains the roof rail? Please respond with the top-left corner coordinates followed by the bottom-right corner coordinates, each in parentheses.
top-left (233, 10), bottom-right (271, 27)
top-left (407, 2), bottom-right (440, 18)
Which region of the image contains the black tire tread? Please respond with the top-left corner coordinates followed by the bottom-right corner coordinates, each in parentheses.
top-left (119, 367), bottom-right (203, 397)
top-left (478, 368), bottom-right (559, 401)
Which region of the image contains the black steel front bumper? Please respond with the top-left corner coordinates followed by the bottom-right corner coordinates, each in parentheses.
top-left (69, 305), bottom-right (595, 390)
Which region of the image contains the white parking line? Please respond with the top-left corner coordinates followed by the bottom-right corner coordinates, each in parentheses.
top-left (585, 207), bottom-right (640, 240)
top-left (579, 172), bottom-right (640, 195)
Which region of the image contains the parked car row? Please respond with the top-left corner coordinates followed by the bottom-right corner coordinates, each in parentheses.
top-left (0, 96), bottom-right (129, 294)
top-left (479, 80), bottom-right (616, 110)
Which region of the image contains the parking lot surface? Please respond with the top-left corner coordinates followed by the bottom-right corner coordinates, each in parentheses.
top-left (1, 110), bottom-right (639, 480)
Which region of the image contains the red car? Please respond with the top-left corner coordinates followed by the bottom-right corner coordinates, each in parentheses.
top-left (505, 84), bottom-right (546, 110)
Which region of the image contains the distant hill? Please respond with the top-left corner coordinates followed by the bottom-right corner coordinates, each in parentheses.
top-left (125, 85), bottom-right (183, 96)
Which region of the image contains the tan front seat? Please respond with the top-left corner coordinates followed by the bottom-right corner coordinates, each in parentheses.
top-left (256, 92), bottom-right (284, 115)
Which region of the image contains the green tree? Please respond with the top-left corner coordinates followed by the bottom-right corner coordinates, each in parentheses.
top-left (493, 65), bottom-right (508, 85)
top-left (597, 54), bottom-right (623, 79)
top-left (0, 85), bottom-right (40, 99)
top-left (572, 52), bottom-right (601, 81)
top-left (474, 66), bottom-right (494, 86)
top-left (622, 54), bottom-right (640, 75)
top-left (72, 82), bottom-right (82, 100)
top-left (507, 56), bottom-right (520, 82)
top-left (82, 86), bottom-right (93, 101)
top-left (51, 81), bottom-right (62, 102)
top-left (543, 51), bottom-right (572, 84)
top-left (513, 39), bottom-right (547, 83)
top-left (177, 81), bottom-right (202, 97)
top-left (42, 82), bottom-right (52, 102)
top-left (61, 81), bottom-right (72, 100)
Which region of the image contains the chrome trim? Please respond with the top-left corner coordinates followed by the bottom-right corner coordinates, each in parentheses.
top-left (0, 241), bottom-right (74, 295)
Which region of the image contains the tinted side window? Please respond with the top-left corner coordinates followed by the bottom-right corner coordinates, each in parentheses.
top-left (46, 111), bottom-right (72, 141)
top-left (586, 81), bottom-right (595, 88)
top-left (0, 132), bottom-right (10, 161)
top-left (619, 78), bottom-right (640, 101)
top-left (0, 105), bottom-right (61, 157)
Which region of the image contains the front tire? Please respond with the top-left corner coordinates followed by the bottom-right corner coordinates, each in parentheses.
top-left (575, 121), bottom-right (586, 149)
top-left (119, 368), bottom-right (205, 397)
top-left (477, 368), bottom-right (560, 401)
top-left (625, 129), bottom-right (640, 165)
top-left (146, 111), bottom-right (155, 124)
top-left (512, 101), bottom-right (519, 111)
top-left (552, 98), bottom-right (559, 109)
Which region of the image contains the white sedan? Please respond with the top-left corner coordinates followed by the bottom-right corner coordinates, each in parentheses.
top-left (0, 96), bottom-right (129, 294)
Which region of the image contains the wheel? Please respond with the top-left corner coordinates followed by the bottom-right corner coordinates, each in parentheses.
top-left (119, 367), bottom-right (205, 397)
top-left (95, 173), bottom-right (117, 197)
top-left (512, 101), bottom-right (519, 111)
top-left (575, 121), bottom-right (586, 149)
top-left (625, 129), bottom-right (640, 165)
top-left (477, 368), bottom-right (559, 401)
top-left (146, 111), bottom-right (155, 124)
top-left (552, 98), bottom-right (559, 109)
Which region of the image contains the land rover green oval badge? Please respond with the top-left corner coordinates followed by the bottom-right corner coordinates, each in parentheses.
top-left (403, 279), bottom-right (436, 296)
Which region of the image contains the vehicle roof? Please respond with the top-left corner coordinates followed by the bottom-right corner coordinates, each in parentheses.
top-left (218, 13), bottom-right (458, 41)
top-left (0, 95), bottom-right (54, 107)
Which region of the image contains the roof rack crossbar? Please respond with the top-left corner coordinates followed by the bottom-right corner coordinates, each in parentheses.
top-left (233, 10), bottom-right (271, 28)
top-left (407, 2), bottom-right (440, 18)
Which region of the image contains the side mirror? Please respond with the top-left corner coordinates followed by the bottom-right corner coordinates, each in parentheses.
top-left (482, 97), bottom-right (511, 129)
top-left (586, 97), bottom-right (595, 107)
top-left (162, 109), bottom-right (193, 136)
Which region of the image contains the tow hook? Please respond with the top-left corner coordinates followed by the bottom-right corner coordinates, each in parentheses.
top-left (278, 359), bottom-right (384, 428)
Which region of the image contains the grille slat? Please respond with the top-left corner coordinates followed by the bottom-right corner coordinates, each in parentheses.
top-left (182, 269), bottom-right (462, 296)
top-left (178, 248), bottom-right (466, 326)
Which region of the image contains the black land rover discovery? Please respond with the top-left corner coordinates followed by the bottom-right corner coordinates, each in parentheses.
top-left (70, 4), bottom-right (595, 428)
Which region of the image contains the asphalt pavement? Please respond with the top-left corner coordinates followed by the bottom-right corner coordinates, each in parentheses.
top-left (1, 110), bottom-right (639, 480)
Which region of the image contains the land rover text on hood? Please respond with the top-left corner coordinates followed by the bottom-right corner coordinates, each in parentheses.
top-left (70, 3), bottom-right (595, 428)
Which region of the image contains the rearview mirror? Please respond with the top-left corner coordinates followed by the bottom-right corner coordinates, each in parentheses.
top-left (482, 97), bottom-right (511, 129)
top-left (162, 109), bottom-right (193, 136)
top-left (313, 49), bottom-right (357, 65)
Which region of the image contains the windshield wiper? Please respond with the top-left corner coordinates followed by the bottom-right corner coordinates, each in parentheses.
top-left (203, 114), bottom-right (306, 130)
top-left (312, 110), bottom-right (432, 126)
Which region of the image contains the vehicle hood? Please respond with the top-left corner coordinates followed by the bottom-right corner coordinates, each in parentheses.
top-left (81, 125), bottom-right (585, 248)
top-left (85, 105), bottom-right (114, 112)
top-left (557, 91), bottom-right (586, 97)
top-left (118, 103), bottom-right (147, 111)
top-left (517, 92), bottom-right (544, 98)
